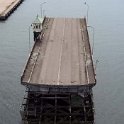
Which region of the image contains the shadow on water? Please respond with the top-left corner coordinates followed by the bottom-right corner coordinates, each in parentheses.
top-left (20, 91), bottom-right (94, 124)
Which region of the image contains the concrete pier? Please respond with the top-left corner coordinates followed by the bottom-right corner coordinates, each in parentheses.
top-left (0, 0), bottom-right (24, 20)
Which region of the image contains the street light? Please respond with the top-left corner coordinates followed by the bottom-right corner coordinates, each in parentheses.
top-left (95, 59), bottom-right (99, 71)
top-left (41, 2), bottom-right (46, 17)
top-left (28, 25), bottom-right (31, 53)
top-left (87, 25), bottom-right (95, 55)
top-left (43, 9), bottom-right (45, 17)
top-left (84, 2), bottom-right (89, 24)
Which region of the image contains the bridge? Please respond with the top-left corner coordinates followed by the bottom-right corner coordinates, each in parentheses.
top-left (0, 0), bottom-right (24, 20)
top-left (20, 17), bottom-right (96, 124)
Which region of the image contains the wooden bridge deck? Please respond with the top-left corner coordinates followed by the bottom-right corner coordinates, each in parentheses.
top-left (21, 17), bottom-right (96, 87)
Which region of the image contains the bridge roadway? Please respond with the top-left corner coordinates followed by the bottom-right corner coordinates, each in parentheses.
top-left (0, 0), bottom-right (22, 20)
top-left (21, 17), bottom-right (96, 87)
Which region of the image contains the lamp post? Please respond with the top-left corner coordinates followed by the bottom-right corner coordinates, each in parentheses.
top-left (41, 2), bottom-right (46, 17)
top-left (28, 25), bottom-right (31, 53)
top-left (43, 9), bottom-right (45, 17)
top-left (87, 25), bottom-right (95, 55)
top-left (84, 2), bottom-right (89, 23)
top-left (95, 59), bottom-right (99, 71)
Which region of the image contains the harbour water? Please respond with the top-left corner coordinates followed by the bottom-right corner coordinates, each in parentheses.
top-left (0, 0), bottom-right (124, 123)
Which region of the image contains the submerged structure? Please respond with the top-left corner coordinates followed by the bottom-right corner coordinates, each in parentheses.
top-left (20, 16), bottom-right (96, 124)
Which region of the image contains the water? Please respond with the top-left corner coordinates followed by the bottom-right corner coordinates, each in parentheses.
top-left (0, 0), bottom-right (124, 123)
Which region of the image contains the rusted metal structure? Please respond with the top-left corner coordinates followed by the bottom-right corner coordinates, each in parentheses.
top-left (20, 17), bottom-right (96, 124)
top-left (21, 92), bottom-right (94, 124)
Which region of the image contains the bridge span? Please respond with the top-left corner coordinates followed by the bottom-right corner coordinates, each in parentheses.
top-left (20, 17), bottom-right (96, 124)
top-left (21, 17), bottom-right (96, 91)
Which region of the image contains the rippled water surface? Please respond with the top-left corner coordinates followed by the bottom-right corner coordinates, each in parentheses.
top-left (0, 0), bottom-right (124, 124)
